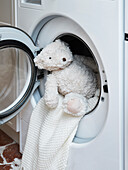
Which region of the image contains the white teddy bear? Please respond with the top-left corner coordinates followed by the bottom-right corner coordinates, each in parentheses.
top-left (34, 40), bottom-right (97, 116)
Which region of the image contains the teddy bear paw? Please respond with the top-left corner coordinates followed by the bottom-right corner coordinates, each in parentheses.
top-left (44, 96), bottom-right (58, 109)
top-left (63, 93), bottom-right (88, 116)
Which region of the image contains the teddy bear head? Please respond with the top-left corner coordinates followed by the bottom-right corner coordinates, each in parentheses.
top-left (34, 39), bottom-right (73, 71)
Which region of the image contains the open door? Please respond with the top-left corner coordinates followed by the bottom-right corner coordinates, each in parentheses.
top-left (0, 26), bottom-right (39, 125)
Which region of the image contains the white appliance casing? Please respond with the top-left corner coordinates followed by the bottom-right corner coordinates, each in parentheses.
top-left (0, 0), bottom-right (125, 169)
top-left (17, 0), bottom-right (125, 170)
top-left (125, 0), bottom-right (128, 170)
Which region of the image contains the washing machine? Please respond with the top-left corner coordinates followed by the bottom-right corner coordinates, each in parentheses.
top-left (0, 0), bottom-right (126, 169)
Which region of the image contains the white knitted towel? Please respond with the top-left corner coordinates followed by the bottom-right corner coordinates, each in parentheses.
top-left (20, 95), bottom-right (84, 170)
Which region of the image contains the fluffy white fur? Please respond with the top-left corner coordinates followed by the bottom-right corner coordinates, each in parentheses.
top-left (34, 40), bottom-right (97, 116)
top-left (34, 40), bottom-right (73, 71)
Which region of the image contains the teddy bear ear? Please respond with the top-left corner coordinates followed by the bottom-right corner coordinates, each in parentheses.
top-left (55, 39), bottom-right (61, 43)
top-left (55, 39), bottom-right (69, 48)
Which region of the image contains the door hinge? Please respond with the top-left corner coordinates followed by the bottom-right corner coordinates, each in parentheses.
top-left (125, 33), bottom-right (128, 41)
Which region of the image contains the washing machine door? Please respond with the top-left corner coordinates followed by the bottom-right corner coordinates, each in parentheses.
top-left (0, 26), bottom-right (40, 125)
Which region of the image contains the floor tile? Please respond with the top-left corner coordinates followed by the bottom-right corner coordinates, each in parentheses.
top-left (0, 164), bottom-right (12, 170)
top-left (0, 156), bottom-right (3, 164)
top-left (0, 130), bottom-right (22, 169)
top-left (3, 144), bottom-right (22, 163)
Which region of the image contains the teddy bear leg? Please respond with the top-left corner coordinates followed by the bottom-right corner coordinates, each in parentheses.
top-left (63, 93), bottom-right (88, 116)
top-left (44, 74), bottom-right (59, 109)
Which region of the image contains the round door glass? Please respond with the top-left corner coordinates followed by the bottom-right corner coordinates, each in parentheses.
top-left (0, 46), bottom-right (36, 118)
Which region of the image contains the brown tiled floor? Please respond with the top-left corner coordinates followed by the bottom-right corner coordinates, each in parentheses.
top-left (0, 129), bottom-right (22, 170)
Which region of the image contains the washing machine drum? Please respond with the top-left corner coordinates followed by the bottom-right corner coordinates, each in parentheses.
top-left (0, 21), bottom-right (108, 142)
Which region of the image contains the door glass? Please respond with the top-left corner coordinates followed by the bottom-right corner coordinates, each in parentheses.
top-left (0, 47), bottom-right (31, 112)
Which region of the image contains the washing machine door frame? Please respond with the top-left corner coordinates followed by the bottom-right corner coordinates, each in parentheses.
top-left (0, 26), bottom-right (40, 125)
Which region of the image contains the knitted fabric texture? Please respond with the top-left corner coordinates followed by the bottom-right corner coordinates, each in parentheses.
top-left (20, 95), bottom-right (84, 170)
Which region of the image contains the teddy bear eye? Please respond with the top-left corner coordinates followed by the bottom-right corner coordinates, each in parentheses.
top-left (49, 57), bottom-right (52, 59)
top-left (62, 58), bottom-right (66, 62)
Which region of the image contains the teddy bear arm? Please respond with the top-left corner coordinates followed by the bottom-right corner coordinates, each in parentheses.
top-left (44, 74), bottom-right (59, 108)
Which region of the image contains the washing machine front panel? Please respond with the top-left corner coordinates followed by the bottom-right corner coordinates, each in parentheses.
top-left (37, 16), bottom-right (122, 170)
top-left (0, 26), bottom-right (39, 125)
top-left (17, 0), bottom-right (124, 169)
top-left (31, 15), bottom-right (123, 169)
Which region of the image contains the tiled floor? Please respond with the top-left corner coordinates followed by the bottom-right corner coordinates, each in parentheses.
top-left (0, 129), bottom-right (22, 170)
